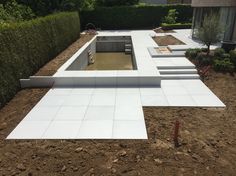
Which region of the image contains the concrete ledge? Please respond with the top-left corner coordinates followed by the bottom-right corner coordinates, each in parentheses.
top-left (148, 47), bottom-right (185, 57)
top-left (20, 75), bottom-right (161, 88)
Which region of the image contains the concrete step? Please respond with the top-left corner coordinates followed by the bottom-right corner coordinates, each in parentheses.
top-left (161, 74), bottom-right (200, 80)
top-left (157, 65), bottom-right (196, 69)
top-left (125, 40), bottom-right (132, 44)
top-left (125, 48), bottom-right (132, 54)
top-left (159, 69), bottom-right (198, 74)
top-left (125, 44), bottom-right (132, 49)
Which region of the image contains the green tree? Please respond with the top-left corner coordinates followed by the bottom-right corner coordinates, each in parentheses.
top-left (0, 0), bottom-right (34, 22)
top-left (196, 13), bottom-right (223, 55)
top-left (163, 9), bottom-right (178, 24)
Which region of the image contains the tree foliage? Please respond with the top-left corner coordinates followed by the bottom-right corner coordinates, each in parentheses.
top-left (96, 0), bottom-right (139, 6)
top-left (196, 13), bottom-right (223, 54)
top-left (0, 0), bottom-right (35, 23)
top-left (16, 0), bottom-right (96, 16)
top-left (162, 9), bottom-right (178, 24)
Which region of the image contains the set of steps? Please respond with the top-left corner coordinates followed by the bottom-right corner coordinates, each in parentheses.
top-left (125, 41), bottom-right (132, 54)
top-left (158, 66), bottom-right (199, 80)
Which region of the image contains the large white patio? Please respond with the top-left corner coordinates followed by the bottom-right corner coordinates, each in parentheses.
top-left (7, 29), bottom-right (225, 140)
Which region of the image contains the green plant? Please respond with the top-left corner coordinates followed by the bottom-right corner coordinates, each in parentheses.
top-left (229, 50), bottom-right (236, 67)
top-left (185, 48), bottom-right (202, 59)
top-left (214, 48), bottom-right (225, 58)
top-left (196, 13), bottom-right (223, 55)
top-left (0, 0), bottom-right (35, 22)
top-left (0, 12), bottom-right (80, 107)
top-left (161, 22), bottom-right (191, 30)
top-left (201, 48), bottom-right (208, 53)
top-left (213, 58), bottom-right (235, 72)
top-left (80, 5), bottom-right (192, 30)
top-left (162, 9), bottom-right (179, 24)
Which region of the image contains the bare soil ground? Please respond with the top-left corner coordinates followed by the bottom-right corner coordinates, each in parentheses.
top-left (35, 34), bottom-right (95, 76)
top-left (153, 35), bottom-right (186, 46)
top-left (0, 70), bottom-right (236, 175)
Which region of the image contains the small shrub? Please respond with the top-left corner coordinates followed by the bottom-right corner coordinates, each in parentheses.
top-left (161, 23), bottom-right (192, 30)
top-left (195, 53), bottom-right (204, 62)
top-left (222, 53), bottom-right (230, 59)
top-left (201, 48), bottom-right (208, 52)
top-left (163, 9), bottom-right (178, 24)
top-left (213, 58), bottom-right (235, 72)
top-left (229, 50), bottom-right (236, 67)
top-left (201, 56), bottom-right (213, 66)
top-left (214, 48), bottom-right (225, 58)
top-left (195, 53), bottom-right (212, 66)
top-left (185, 48), bottom-right (201, 59)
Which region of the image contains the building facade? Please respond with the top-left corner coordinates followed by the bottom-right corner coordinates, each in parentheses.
top-left (191, 0), bottom-right (236, 42)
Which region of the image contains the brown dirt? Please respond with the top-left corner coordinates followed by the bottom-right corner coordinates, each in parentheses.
top-left (0, 71), bottom-right (236, 175)
top-left (153, 28), bottom-right (175, 33)
top-left (153, 35), bottom-right (186, 46)
top-left (35, 34), bottom-right (95, 76)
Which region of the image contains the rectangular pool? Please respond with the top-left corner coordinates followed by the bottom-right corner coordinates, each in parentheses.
top-left (66, 36), bottom-right (137, 71)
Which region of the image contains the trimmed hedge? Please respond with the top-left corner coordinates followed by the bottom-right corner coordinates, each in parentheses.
top-left (80, 5), bottom-right (193, 30)
top-left (0, 12), bottom-right (80, 107)
top-left (161, 23), bottom-right (192, 30)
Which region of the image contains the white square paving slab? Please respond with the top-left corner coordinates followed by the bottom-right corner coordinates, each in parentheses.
top-left (165, 95), bottom-right (197, 107)
top-left (191, 94), bottom-right (225, 107)
top-left (116, 87), bottom-right (140, 94)
top-left (37, 95), bottom-right (66, 107)
top-left (54, 106), bottom-right (87, 120)
top-left (162, 85), bottom-right (189, 95)
top-left (23, 106), bottom-right (60, 121)
top-left (116, 94), bottom-right (142, 106)
top-left (63, 94), bottom-right (92, 106)
top-left (140, 87), bottom-right (164, 96)
top-left (71, 88), bottom-right (94, 94)
top-left (114, 106), bottom-right (143, 120)
top-left (47, 88), bottom-right (72, 96)
top-left (90, 94), bottom-right (116, 106)
top-left (77, 120), bottom-right (113, 139)
top-left (141, 95), bottom-right (169, 106)
top-left (7, 121), bottom-right (51, 139)
top-left (93, 87), bottom-right (116, 94)
top-left (43, 121), bottom-right (82, 139)
top-left (112, 120), bottom-right (147, 139)
top-left (84, 106), bottom-right (114, 120)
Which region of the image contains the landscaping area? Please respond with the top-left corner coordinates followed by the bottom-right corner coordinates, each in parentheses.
top-left (0, 71), bottom-right (235, 175)
top-left (152, 35), bottom-right (186, 46)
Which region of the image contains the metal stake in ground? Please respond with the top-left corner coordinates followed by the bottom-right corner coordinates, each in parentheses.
top-left (173, 119), bottom-right (180, 147)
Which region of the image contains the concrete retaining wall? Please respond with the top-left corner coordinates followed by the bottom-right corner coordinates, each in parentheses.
top-left (66, 38), bottom-right (96, 70)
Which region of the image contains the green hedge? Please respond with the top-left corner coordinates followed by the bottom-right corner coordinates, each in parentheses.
top-left (0, 12), bottom-right (80, 107)
top-left (80, 5), bottom-right (192, 30)
top-left (161, 23), bottom-right (192, 30)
